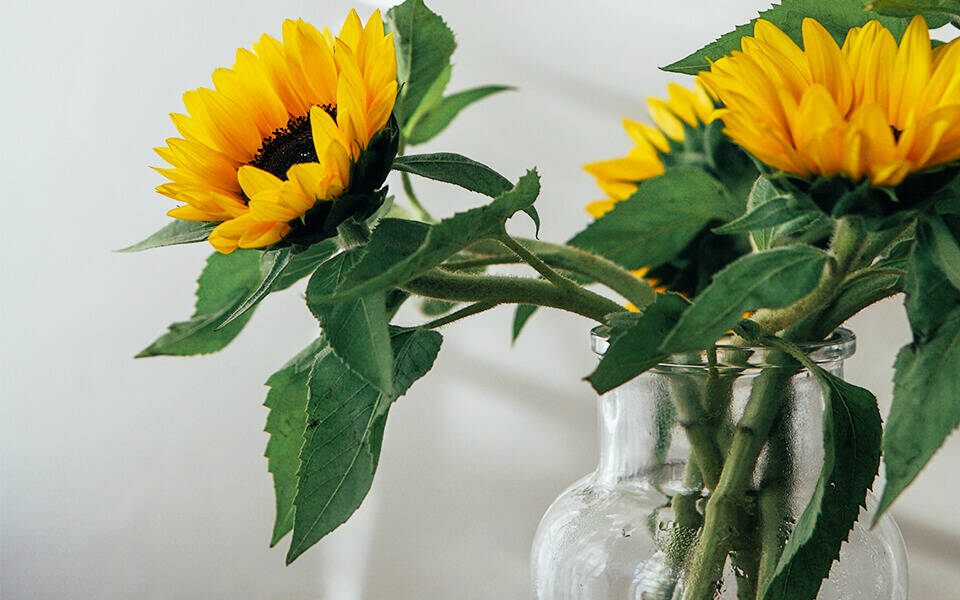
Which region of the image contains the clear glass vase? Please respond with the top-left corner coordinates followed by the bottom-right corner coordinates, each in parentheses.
top-left (531, 329), bottom-right (907, 600)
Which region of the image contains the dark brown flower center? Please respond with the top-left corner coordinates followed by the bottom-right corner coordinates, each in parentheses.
top-left (248, 103), bottom-right (337, 182)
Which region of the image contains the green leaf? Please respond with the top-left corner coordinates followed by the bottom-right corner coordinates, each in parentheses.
top-left (286, 327), bottom-right (442, 563)
top-left (743, 177), bottom-right (781, 250)
top-left (392, 152), bottom-right (512, 198)
top-left (877, 308), bottom-right (960, 518)
top-left (865, 0), bottom-right (958, 26)
top-left (219, 242), bottom-right (341, 330)
top-left (420, 298), bottom-right (459, 317)
top-left (713, 182), bottom-right (816, 236)
top-left (918, 213), bottom-right (960, 292)
top-left (661, 246), bottom-right (828, 353)
top-left (403, 63), bottom-right (451, 134)
top-left (905, 224), bottom-right (960, 340)
top-left (264, 337), bottom-right (327, 546)
top-left (406, 85), bottom-right (515, 145)
top-left (385, 0), bottom-right (456, 124)
top-left (334, 218), bottom-right (431, 291)
top-left (569, 167), bottom-right (741, 271)
top-left (118, 220), bottom-right (217, 252)
top-left (759, 358), bottom-right (882, 600)
top-left (272, 241), bottom-right (339, 291)
top-left (306, 252), bottom-right (395, 395)
top-left (587, 293), bottom-right (691, 394)
top-left (136, 250), bottom-right (261, 357)
top-left (217, 248), bottom-right (294, 330)
top-left (934, 172), bottom-right (960, 214)
top-left (315, 170), bottom-right (541, 302)
top-left (664, 0), bottom-right (941, 75)
top-left (511, 304), bottom-right (538, 343)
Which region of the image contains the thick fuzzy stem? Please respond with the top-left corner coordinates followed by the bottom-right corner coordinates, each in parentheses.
top-left (459, 238), bottom-right (656, 309)
top-left (752, 219), bottom-right (867, 334)
top-left (402, 269), bottom-right (623, 323)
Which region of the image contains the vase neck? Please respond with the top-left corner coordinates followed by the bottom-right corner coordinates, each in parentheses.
top-left (593, 360), bottom-right (848, 490)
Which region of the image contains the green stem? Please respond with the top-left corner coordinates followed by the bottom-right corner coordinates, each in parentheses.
top-left (401, 171), bottom-right (434, 223)
top-left (672, 462), bottom-right (705, 534)
top-left (462, 237), bottom-right (656, 309)
top-left (671, 379), bottom-right (724, 490)
top-left (421, 301), bottom-right (498, 329)
top-left (752, 218), bottom-right (867, 335)
top-left (680, 367), bottom-right (793, 600)
top-left (785, 270), bottom-right (906, 341)
top-left (732, 546), bottom-right (761, 600)
top-left (756, 480), bottom-right (788, 594)
top-left (401, 269), bottom-right (624, 323)
top-left (443, 255), bottom-right (527, 270)
top-left (497, 233), bottom-right (577, 291)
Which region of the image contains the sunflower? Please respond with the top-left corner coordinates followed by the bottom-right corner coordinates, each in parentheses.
top-left (153, 9), bottom-right (398, 253)
top-left (699, 16), bottom-right (960, 187)
top-left (582, 81), bottom-right (716, 218)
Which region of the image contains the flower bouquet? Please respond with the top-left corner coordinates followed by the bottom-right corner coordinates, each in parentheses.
top-left (125, 0), bottom-right (960, 597)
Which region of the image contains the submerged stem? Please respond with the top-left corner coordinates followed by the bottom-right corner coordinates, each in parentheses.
top-left (680, 367), bottom-right (793, 600)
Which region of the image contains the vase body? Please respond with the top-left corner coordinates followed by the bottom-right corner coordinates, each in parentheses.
top-left (531, 329), bottom-right (907, 600)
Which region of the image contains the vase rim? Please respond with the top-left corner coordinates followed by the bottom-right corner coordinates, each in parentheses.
top-left (590, 327), bottom-right (856, 368)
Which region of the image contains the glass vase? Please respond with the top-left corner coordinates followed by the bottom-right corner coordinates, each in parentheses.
top-left (531, 328), bottom-right (907, 600)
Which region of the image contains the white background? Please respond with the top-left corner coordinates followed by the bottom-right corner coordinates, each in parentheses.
top-left (2, 1), bottom-right (959, 598)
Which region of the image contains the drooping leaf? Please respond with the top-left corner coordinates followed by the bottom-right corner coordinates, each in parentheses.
top-left (286, 327), bottom-right (442, 563)
top-left (264, 337), bottom-right (327, 546)
top-left (587, 293), bottom-right (691, 394)
top-left (306, 252), bottom-right (395, 395)
top-left (314, 170), bottom-right (541, 303)
top-left (136, 250), bottom-right (262, 357)
top-left (385, 0), bottom-right (457, 124)
top-left (511, 304), bottom-right (538, 343)
top-left (661, 246), bottom-right (828, 353)
top-left (918, 213), bottom-right (960, 292)
top-left (569, 168), bottom-right (740, 271)
top-left (664, 0), bottom-right (943, 75)
top-left (406, 85), bottom-right (515, 145)
top-left (877, 308), bottom-right (960, 518)
top-left (758, 355), bottom-right (882, 600)
top-left (118, 220), bottom-right (217, 252)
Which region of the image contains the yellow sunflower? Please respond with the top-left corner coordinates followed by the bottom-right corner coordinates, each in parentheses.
top-left (582, 81), bottom-right (716, 218)
top-left (153, 9), bottom-right (398, 253)
top-left (699, 16), bottom-right (960, 187)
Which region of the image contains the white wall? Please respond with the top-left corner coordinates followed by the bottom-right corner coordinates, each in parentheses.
top-left (2, 1), bottom-right (958, 598)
